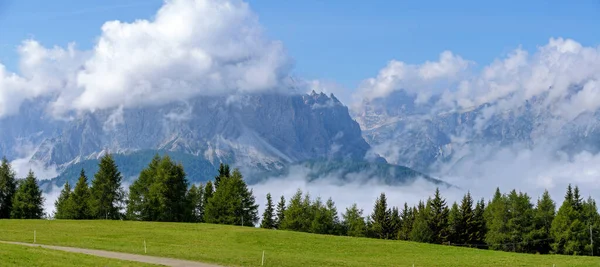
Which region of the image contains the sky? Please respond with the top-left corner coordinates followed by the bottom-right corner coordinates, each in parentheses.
top-left (2, 0), bottom-right (600, 91)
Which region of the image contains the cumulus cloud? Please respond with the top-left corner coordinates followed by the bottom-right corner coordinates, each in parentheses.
top-left (356, 38), bottom-right (600, 121)
top-left (0, 0), bottom-right (293, 118)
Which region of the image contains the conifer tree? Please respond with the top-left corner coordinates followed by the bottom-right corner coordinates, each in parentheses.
top-left (342, 203), bottom-right (366, 237)
top-left (458, 192), bottom-right (475, 246)
top-left (126, 155), bottom-right (160, 221)
top-left (69, 169), bottom-right (92, 219)
top-left (473, 198), bottom-right (487, 248)
top-left (410, 200), bottom-right (434, 243)
top-left (54, 181), bottom-right (73, 219)
top-left (186, 184), bottom-right (204, 222)
top-left (582, 196), bottom-right (600, 256)
top-left (398, 203), bottom-right (414, 241)
top-left (447, 202), bottom-right (461, 245)
top-left (274, 195), bottom-right (286, 229)
top-left (11, 170), bottom-right (44, 219)
top-left (0, 157), bottom-right (17, 219)
top-left (280, 189), bottom-right (305, 231)
top-left (204, 168), bottom-right (258, 226)
top-left (370, 192), bottom-right (392, 239)
top-left (390, 206), bottom-right (401, 240)
top-left (325, 197), bottom-right (341, 235)
top-left (485, 188), bottom-right (509, 250)
top-left (90, 154), bottom-right (125, 220)
top-left (551, 184), bottom-right (586, 255)
top-left (261, 193), bottom-right (275, 229)
top-left (203, 181), bottom-right (214, 209)
top-left (214, 163), bottom-right (230, 189)
top-left (310, 197), bottom-right (328, 234)
top-left (532, 190), bottom-right (555, 254)
top-left (429, 188), bottom-right (449, 244)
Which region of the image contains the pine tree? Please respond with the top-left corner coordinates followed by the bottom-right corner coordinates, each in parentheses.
top-left (447, 202), bottom-right (460, 245)
top-left (485, 188), bottom-right (509, 251)
top-left (398, 203), bottom-right (414, 241)
top-left (582, 196), bottom-right (600, 256)
top-left (390, 206), bottom-right (401, 240)
top-left (473, 198), bottom-right (487, 248)
top-left (342, 203), bottom-right (366, 237)
top-left (410, 200), bottom-right (434, 243)
top-left (281, 189), bottom-right (312, 232)
top-left (261, 193), bottom-right (275, 229)
top-left (69, 169), bottom-right (91, 219)
top-left (429, 188), bottom-right (449, 244)
top-left (204, 168), bottom-right (258, 226)
top-left (214, 163), bottom-right (230, 189)
top-left (310, 197), bottom-right (328, 234)
top-left (126, 155), bottom-right (160, 221)
top-left (370, 192), bottom-right (392, 239)
top-left (325, 197), bottom-right (341, 235)
top-left (186, 184), bottom-right (204, 222)
top-left (54, 181), bottom-right (73, 219)
top-left (11, 170), bottom-right (44, 219)
top-left (551, 184), bottom-right (586, 255)
top-left (506, 190), bottom-right (535, 253)
top-left (89, 154), bottom-right (125, 220)
top-left (274, 195), bottom-right (286, 229)
top-left (532, 190), bottom-right (555, 254)
top-left (0, 157), bottom-right (17, 219)
top-left (458, 192), bottom-right (475, 246)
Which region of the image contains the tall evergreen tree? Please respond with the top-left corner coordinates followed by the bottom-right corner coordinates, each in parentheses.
top-left (54, 181), bottom-right (73, 219)
top-left (203, 181), bottom-right (214, 209)
top-left (457, 192), bottom-right (475, 246)
top-left (325, 198), bottom-right (341, 235)
top-left (342, 203), bottom-right (366, 237)
top-left (11, 170), bottom-right (44, 219)
top-left (0, 157), bottom-right (17, 219)
top-left (369, 192), bottom-right (392, 239)
top-left (390, 206), bottom-right (401, 240)
top-left (532, 190), bottom-right (555, 254)
top-left (204, 168), bottom-right (259, 226)
top-left (485, 188), bottom-right (510, 251)
top-left (429, 188), bottom-right (450, 244)
top-left (472, 198), bottom-right (487, 248)
top-left (186, 184), bottom-right (204, 223)
top-left (280, 189), bottom-right (306, 231)
top-left (274, 195), bottom-right (286, 229)
top-left (398, 203), bottom-right (414, 241)
top-left (582, 196), bottom-right (600, 256)
top-left (66, 169), bottom-right (92, 220)
top-left (447, 202), bottom-right (461, 245)
top-left (506, 190), bottom-right (535, 253)
top-left (261, 193), bottom-right (275, 229)
top-left (89, 154), bottom-right (125, 220)
top-left (126, 155), bottom-right (160, 221)
top-left (310, 197), bottom-right (328, 234)
top-left (551, 184), bottom-right (587, 255)
top-left (214, 163), bottom-right (230, 189)
top-left (410, 200), bottom-right (434, 243)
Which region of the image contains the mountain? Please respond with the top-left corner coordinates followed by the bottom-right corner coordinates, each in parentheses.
top-left (0, 91), bottom-right (443, 191)
top-left (353, 89), bottom-right (600, 174)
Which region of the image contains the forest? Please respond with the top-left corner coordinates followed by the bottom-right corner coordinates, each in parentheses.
top-left (0, 154), bottom-right (597, 257)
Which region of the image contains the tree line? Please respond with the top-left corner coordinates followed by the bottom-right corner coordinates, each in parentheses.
top-left (1, 153), bottom-right (598, 257)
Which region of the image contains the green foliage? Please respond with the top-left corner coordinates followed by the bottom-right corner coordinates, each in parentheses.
top-left (531, 190), bottom-right (555, 254)
top-left (185, 184), bottom-right (204, 223)
top-left (342, 203), bottom-right (366, 237)
top-left (214, 163), bottom-right (230, 189)
top-left (506, 190), bottom-right (534, 253)
top-left (473, 198), bottom-right (487, 247)
top-left (126, 154), bottom-right (190, 222)
top-left (280, 189), bottom-right (311, 232)
top-left (410, 200), bottom-right (434, 243)
top-left (204, 168), bottom-right (259, 226)
top-left (89, 154), bottom-right (125, 220)
top-left (398, 203), bottom-right (414, 241)
top-left (54, 181), bottom-right (73, 219)
top-left (429, 188), bottom-right (449, 244)
top-left (11, 170), bottom-right (44, 219)
top-left (484, 188), bottom-right (510, 250)
top-left (551, 184), bottom-right (588, 255)
top-left (369, 192), bottom-right (392, 239)
top-left (203, 180), bottom-right (214, 217)
top-left (0, 157), bottom-right (17, 219)
top-left (447, 202), bottom-right (460, 244)
top-left (261, 193), bottom-right (275, 229)
top-left (274, 195), bottom-right (286, 229)
top-left (69, 170), bottom-right (92, 219)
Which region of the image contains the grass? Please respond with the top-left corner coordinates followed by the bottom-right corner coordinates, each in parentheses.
top-left (0, 220), bottom-right (598, 267)
top-left (0, 242), bottom-right (160, 267)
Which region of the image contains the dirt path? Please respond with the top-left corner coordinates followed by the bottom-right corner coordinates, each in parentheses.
top-left (0, 241), bottom-right (223, 267)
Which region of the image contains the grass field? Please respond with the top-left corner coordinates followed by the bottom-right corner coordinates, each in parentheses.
top-left (0, 220), bottom-right (598, 267)
top-left (0, 242), bottom-right (159, 267)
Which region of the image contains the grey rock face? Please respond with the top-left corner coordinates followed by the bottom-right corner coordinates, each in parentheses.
top-left (6, 92), bottom-right (374, 174)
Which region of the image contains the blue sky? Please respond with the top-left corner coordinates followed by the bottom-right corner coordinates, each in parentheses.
top-left (1, 0), bottom-right (600, 89)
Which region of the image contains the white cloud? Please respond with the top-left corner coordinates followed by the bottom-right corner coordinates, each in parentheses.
top-left (0, 0), bottom-right (293, 118)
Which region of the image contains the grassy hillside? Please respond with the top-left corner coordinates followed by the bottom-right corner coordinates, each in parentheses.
top-left (0, 220), bottom-right (597, 267)
top-left (0, 242), bottom-right (158, 267)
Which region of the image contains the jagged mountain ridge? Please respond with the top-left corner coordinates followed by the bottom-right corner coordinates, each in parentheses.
top-left (354, 89), bottom-right (600, 173)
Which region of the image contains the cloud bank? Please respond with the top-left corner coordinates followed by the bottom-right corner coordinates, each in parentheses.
top-left (0, 0), bottom-right (293, 118)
